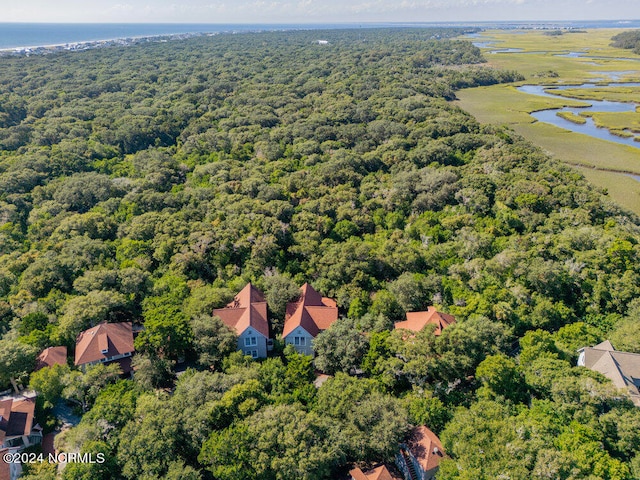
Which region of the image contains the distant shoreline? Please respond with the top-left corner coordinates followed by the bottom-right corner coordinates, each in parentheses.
top-left (0, 31), bottom-right (210, 57)
top-left (1, 20), bottom-right (639, 58)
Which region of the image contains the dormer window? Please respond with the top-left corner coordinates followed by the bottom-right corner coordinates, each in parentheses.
top-left (98, 332), bottom-right (109, 356)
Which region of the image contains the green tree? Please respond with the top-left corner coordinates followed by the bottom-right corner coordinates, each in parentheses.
top-left (190, 314), bottom-right (237, 369)
top-left (476, 353), bottom-right (528, 404)
top-left (200, 404), bottom-right (338, 480)
top-left (62, 363), bottom-right (121, 412)
top-left (0, 338), bottom-right (38, 392)
top-left (29, 363), bottom-right (70, 407)
top-left (131, 353), bottom-right (175, 390)
top-left (263, 273), bottom-right (301, 334)
top-left (313, 317), bottom-right (369, 375)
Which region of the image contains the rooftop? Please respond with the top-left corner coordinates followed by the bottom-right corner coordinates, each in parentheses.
top-left (282, 283), bottom-right (338, 338)
top-left (394, 307), bottom-right (456, 336)
top-left (35, 346), bottom-right (67, 371)
top-left (405, 426), bottom-right (447, 474)
top-left (213, 283), bottom-right (269, 338)
top-left (75, 322), bottom-right (134, 367)
top-left (579, 340), bottom-right (640, 405)
top-left (350, 464), bottom-right (399, 480)
top-left (0, 392), bottom-right (37, 444)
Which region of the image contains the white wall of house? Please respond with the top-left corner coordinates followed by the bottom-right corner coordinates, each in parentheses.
top-left (238, 328), bottom-right (268, 359)
top-left (283, 327), bottom-right (315, 356)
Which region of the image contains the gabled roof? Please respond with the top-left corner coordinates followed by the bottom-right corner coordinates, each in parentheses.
top-left (580, 341), bottom-right (640, 404)
top-left (0, 394), bottom-right (36, 444)
top-left (282, 283), bottom-right (338, 338)
top-left (406, 426), bottom-right (447, 474)
top-left (350, 465), bottom-right (398, 480)
top-left (213, 283), bottom-right (269, 338)
top-left (394, 307), bottom-right (455, 336)
top-left (74, 322), bottom-right (134, 367)
top-left (35, 346), bottom-right (67, 370)
top-left (593, 340), bottom-right (615, 351)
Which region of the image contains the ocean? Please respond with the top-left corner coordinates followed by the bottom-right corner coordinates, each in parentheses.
top-left (0, 20), bottom-right (639, 51)
top-left (0, 23), bottom-right (375, 50)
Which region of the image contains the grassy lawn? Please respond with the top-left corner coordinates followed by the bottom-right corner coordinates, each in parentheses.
top-left (457, 28), bottom-right (640, 214)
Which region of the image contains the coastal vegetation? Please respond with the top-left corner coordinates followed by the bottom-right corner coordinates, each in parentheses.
top-left (611, 30), bottom-right (640, 54)
top-left (556, 110), bottom-right (587, 124)
top-left (0, 27), bottom-right (640, 478)
top-left (455, 28), bottom-right (640, 214)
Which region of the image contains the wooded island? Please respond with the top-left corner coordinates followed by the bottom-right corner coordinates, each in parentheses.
top-left (1, 27), bottom-right (640, 479)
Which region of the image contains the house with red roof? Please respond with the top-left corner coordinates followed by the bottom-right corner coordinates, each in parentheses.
top-left (0, 392), bottom-right (43, 480)
top-left (350, 464), bottom-right (401, 480)
top-left (282, 283), bottom-right (338, 356)
top-left (394, 307), bottom-right (455, 336)
top-left (0, 392), bottom-right (42, 451)
top-left (213, 283), bottom-right (271, 359)
top-left (74, 322), bottom-right (135, 373)
top-left (396, 426), bottom-right (447, 480)
top-left (35, 346), bottom-right (67, 371)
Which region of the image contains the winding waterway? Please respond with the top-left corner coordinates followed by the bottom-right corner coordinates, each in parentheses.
top-left (516, 83), bottom-right (640, 148)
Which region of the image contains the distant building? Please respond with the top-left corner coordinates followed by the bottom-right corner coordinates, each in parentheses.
top-left (578, 340), bottom-right (640, 406)
top-left (394, 307), bottom-right (455, 336)
top-left (282, 283), bottom-right (338, 356)
top-left (35, 346), bottom-right (67, 371)
top-left (350, 464), bottom-right (401, 480)
top-left (74, 322), bottom-right (135, 374)
top-left (396, 426), bottom-right (447, 480)
top-left (317, 40), bottom-right (329, 45)
top-left (213, 283), bottom-right (271, 359)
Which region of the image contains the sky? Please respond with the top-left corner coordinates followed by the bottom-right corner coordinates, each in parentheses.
top-left (3, 0), bottom-right (639, 24)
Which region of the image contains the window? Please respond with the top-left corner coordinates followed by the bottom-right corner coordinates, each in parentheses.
top-left (244, 336), bottom-right (257, 347)
top-left (293, 336), bottom-right (306, 346)
top-left (251, 350), bottom-right (258, 359)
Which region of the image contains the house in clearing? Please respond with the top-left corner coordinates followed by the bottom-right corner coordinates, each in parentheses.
top-left (350, 464), bottom-right (401, 480)
top-left (578, 340), bottom-right (640, 406)
top-left (396, 426), bottom-right (447, 480)
top-left (213, 283), bottom-right (271, 359)
top-left (74, 322), bottom-right (135, 374)
top-left (282, 283), bottom-right (338, 356)
top-left (393, 307), bottom-right (455, 336)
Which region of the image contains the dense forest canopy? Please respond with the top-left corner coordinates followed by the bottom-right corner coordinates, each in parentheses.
top-left (2, 27), bottom-right (640, 479)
